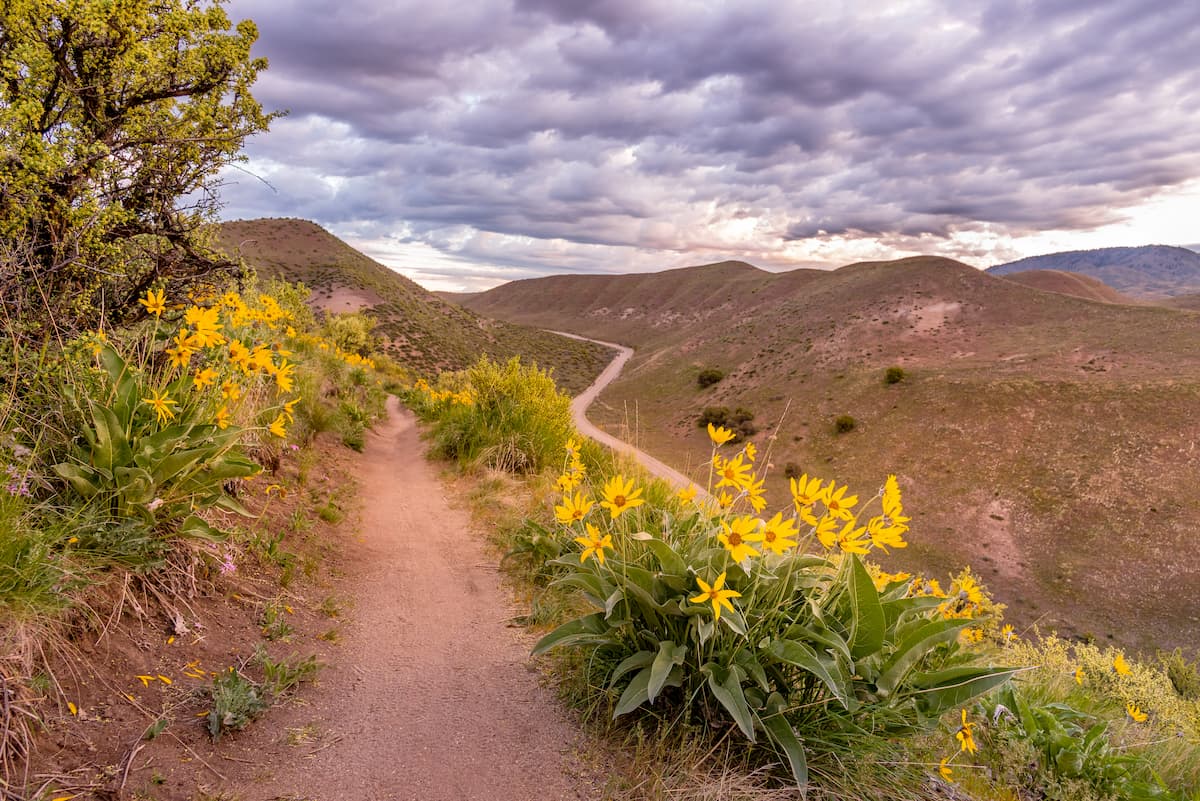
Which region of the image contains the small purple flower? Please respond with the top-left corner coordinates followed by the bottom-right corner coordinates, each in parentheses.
top-left (4, 465), bottom-right (31, 497)
top-left (219, 551), bottom-right (237, 575)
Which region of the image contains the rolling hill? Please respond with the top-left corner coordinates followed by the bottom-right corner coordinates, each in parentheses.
top-left (212, 218), bottom-right (610, 393)
top-left (450, 256), bottom-right (1200, 652)
top-left (998, 269), bottom-right (1141, 305)
top-left (989, 245), bottom-right (1200, 298)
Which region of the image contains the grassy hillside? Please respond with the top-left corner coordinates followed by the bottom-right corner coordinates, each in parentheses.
top-left (990, 244), bottom-right (1200, 298)
top-left (451, 256), bottom-right (1200, 652)
top-left (213, 218), bottom-right (610, 393)
top-left (1000, 269), bottom-right (1142, 305)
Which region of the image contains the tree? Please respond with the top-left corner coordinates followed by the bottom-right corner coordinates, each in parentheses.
top-left (0, 0), bottom-right (275, 335)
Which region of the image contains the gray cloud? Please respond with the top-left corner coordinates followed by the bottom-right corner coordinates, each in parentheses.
top-left (220, 0), bottom-right (1200, 286)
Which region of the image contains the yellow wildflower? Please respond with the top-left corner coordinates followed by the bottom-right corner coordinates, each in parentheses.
top-left (184, 306), bottom-right (225, 348)
top-left (599, 475), bottom-right (645, 519)
top-left (142, 389), bottom-right (177, 425)
top-left (221, 380), bottom-right (242, 401)
top-left (714, 453), bottom-right (752, 490)
top-left (1114, 653), bottom-right (1131, 676)
top-left (815, 514), bottom-right (839, 549)
top-left (67, 701), bottom-right (77, 716)
top-left (275, 358), bottom-right (296, 393)
top-left (677, 484), bottom-right (698, 503)
top-left (707, 422), bottom-right (736, 445)
top-left (139, 288), bottom-right (167, 317)
top-left (689, 571), bottom-right (741, 621)
top-left (1126, 703), bottom-right (1148, 723)
top-left (822, 482), bottom-right (859, 521)
top-left (743, 475), bottom-right (767, 512)
top-left (215, 405), bottom-right (231, 430)
top-left (250, 344), bottom-right (275, 373)
top-left (759, 512), bottom-right (798, 555)
top-left (193, 367), bottom-right (218, 390)
top-left (555, 491), bottom-right (594, 525)
top-left (1074, 666), bottom-right (1084, 685)
top-left (867, 515), bottom-right (908, 552)
top-left (228, 341), bottom-right (252, 372)
top-left (564, 437), bottom-right (580, 457)
top-left (283, 396), bottom-right (300, 422)
top-left (1000, 624), bottom-right (1015, 642)
top-left (743, 441), bottom-right (757, 462)
top-left (790, 473), bottom-right (824, 508)
top-left (938, 756), bottom-right (954, 783)
top-left (268, 413), bottom-right (288, 438)
top-left (573, 523), bottom-right (613, 565)
top-left (718, 515), bottom-right (762, 562)
top-left (835, 521), bottom-right (871, 555)
top-left (955, 709), bottom-right (977, 754)
top-left (716, 490), bottom-right (734, 509)
top-left (554, 473), bottom-right (580, 494)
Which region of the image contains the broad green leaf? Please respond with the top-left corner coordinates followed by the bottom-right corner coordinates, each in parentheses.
top-left (847, 555), bottom-right (885, 659)
top-left (734, 650), bottom-right (770, 693)
top-left (641, 536), bottom-right (687, 576)
top-left (198, 455), bottom-right (261, 482)
top-left (696, 617), bottom-right (715, 646)
top-left (702, 663), bottom-right (755, 741)
top-left (767, 638), bottom-right (854, 711)
top-left (212, 494), bottom-right (255, 517)
top-left (531, 613), bottom-right (610, 656)
top-left (782, 623), bottom-right (852, 665)
top-left (114, 466), bottom-right (155, 505)
top-left (178, 515), bottom-right (225, 542)
top-left (876, 617), bottom-right (974, 698)
top-left (614, 664), bottom-right (682, 717)
top-left (608, 651), bottom-right (653, 688)
top-left (52, 462), bottom-right (101, 497)
top-left (150, 446), bottom-right (210, 485)
top-left (719, 607), bottom-right (747, 636)
top-left (88, 400), bottom-right (131, 473)
top-left (648, 640), bottom-right (687, 703)
top-left (909, 665), bottom-right (1024, 716)
top-left (758, 692), bottom-right (808, 792)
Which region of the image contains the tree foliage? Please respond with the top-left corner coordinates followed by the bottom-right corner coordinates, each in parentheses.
top-left (0, 0), bottom-right (275, 334)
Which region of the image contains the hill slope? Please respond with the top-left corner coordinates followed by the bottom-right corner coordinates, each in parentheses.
top-left (989, 245), bottom-right (1200, 298)
top-left (213, 218), bottom-right (609, 393)
top-left (999, 269), bottom-right (1141, 304)
top-left (450, 257), bottom-right (1200, 652)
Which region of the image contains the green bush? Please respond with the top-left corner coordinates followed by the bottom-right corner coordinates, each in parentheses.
top-left (884, 366), bottom-right (906, 385)
top-left (783, 462), bottom-right (802, 480)
top-left (697, 368), bottom-right (725, 388)
top-left (835, 414), bottom-right (857, 434)
top-left (418, 356), bottom-right (573, 474)
top-left (697, 406), bottom-right (756, 442)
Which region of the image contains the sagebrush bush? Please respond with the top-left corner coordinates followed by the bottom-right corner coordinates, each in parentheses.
top-left (884, 366), bottom-right (906, 385)
top-left (697, 368), bottom-right (725, 388)
top-left (835, 414), bottom-right (857, 433)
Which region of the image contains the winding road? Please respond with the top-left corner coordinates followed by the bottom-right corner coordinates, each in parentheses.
top-left (551, 331), bottom-right (706, 496)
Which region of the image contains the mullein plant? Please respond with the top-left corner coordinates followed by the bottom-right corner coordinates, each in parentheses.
top-left (535, 425), bottom-right (1020, 791)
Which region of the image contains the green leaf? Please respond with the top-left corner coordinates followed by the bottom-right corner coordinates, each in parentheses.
top-left (52, 462), bottom-right (101, 497)
top-left (178, 515), bottom-right (225, 542)
top-left (758, 692), bottom-right (808, 792)
top-left (648, 640), bottom-right (687, 703)
top-left (734, 650), bottom-right (770, 693)
top-left (88, 400), bottom-right (131, 473)
top-left (640, 536), bottom-right (687, 576)
top-left (608, 651), bottom-right (653, 688)
top-left (614, 664), bottom-right (682, 717)
top-left (531, 613), bottom-right (610, 657)
top-left (114, 466), bottom-right (155, 505)
top-left (909, 665), bottom-right (1023, 716)
top-left (847, 555), bottom-right (885, 659)
top-left (782, 623), bottom-right (852, 665)
top-left (212, 494), bottom-right (255, 517)
top-left (150, 446), bottom-right (211, 485)
top-left (876, 617), bottom-right (974, 698)
top-left (702, 663), bottom-right (755, 741)
top-left (767, 638), bottom-right (855, 711)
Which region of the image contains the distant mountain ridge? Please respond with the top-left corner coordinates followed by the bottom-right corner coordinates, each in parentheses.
top-left (988, 245), bottom-right (1200, 298)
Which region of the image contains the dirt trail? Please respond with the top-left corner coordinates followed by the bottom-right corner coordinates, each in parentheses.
top-left (226, 397), bottom-right (595, 800)
top-left (551, 331), bottom-right (704, 495)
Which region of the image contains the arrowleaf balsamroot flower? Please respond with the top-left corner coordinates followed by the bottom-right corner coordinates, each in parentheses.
top-left (574, 523), bottom-right (613, 565)
top-left (555, 491), bottom-right (594, 525)
top-left (215, 406), bottom-right (231, 430)
top-left (835, 521), bottom-right (871, 555)
top-left (1114, 652), bottom-right (1131, 676)
top-left (193, 367), bottom-right (218, 390)
top-left (939, 756), bottom-right (955, 783)
top-left (677, 484), bottom-right (698, 503)
top-left (707, 422), bottom-right (736, 445)
top-left (599, 475), bottom-right (644, 519)
top-left (955, 709), bottom-right (978, 754)
top-left (714, 453), bottom-right (752, 490)
top-left (142, 389), bottom-right (177, 424)
top-left (718, 515), bottom-right (762, 562)
top-left (690, 571), bottom-right (741, 621)
top-left (759, 512), bottom-right (799, 555)
top-left (1126, 703), bottom-right (1148, 723)
top-left (139, 288), bottom-right (167, 317)
top-left (275, 359), bottom-right (296, 393)
top-left (268, 413), bottom-right (288, 438)
top-left (822, 482), bottom-right (859, 520)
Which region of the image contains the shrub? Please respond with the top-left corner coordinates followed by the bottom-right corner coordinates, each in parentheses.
top-left (783, 462), bottom-right (802, 480)
top-left (835, 414), bottom-right (857, 434)
top-left (884, 366), bottom-right (906, 385)
top-left (697, 406), bottom-right (756, 442)
top-left (697, 368), bottom-right (725, 388)
top-left (534, 465), bottom-right (1015, 791)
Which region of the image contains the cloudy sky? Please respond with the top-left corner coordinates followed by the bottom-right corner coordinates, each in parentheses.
top-left (218, 0), bottom-right (1200, 292)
